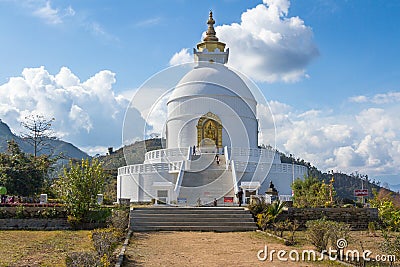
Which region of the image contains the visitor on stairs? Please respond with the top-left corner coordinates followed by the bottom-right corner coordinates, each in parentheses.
top-left (236, 188), bottom-right (244, 207)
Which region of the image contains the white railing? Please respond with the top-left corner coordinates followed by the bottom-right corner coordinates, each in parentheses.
top-left (228, 147), bottom-right (275, 162)
top-left (279, 195), bottom-right (293, 201)
top-left (118, 163), bottom-right (169, 175)
top-left (168, 161), bottom-right (184, 172)
top-left (269, 163), bottom-right (308, 175)
top-left (144, 147), bottom-right (189, 161)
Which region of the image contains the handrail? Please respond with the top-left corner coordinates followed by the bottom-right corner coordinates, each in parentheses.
top-left (174, 161), bottom-right (185, 193)
top-left (231, 160), bottom-right (239, 194)
top-left (224, 146), bottom-right (229, 170)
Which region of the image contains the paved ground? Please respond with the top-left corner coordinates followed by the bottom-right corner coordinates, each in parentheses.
top-left (123, 231), bottom-right (341, 267)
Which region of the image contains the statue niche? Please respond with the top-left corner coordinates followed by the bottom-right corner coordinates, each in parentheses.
top-left (197, 112), bottom-right (222, 148)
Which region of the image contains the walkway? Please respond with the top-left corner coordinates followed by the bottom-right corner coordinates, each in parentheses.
top-left (122, 231), bottom-right (340, 267)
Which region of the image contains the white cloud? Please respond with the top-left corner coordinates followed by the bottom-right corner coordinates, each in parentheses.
top-left (169, 48), bottom-right (193, 65)
top-left (268, 98), bottom-right (400, 184)
top-left (33, 1), bottom-right (62, 24)
top-left (170, 0), bottom-right (318, 82)
top-left (349, 91), bottom-right (400, 104)
top-left (0, 66), bottom-right (145, 154)
top-left (348, 95), bottom-right (368, 103)
top-left (29, 1), bottom-right (75, 25)
top-left (85, 22), bottom-right (119, 43)
top-left (135, 17), bottom-right (162, 27)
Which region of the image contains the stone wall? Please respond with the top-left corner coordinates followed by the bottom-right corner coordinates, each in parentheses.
top-left (0, 218), bottom-right (106, 230)
top-left (0, 218), bottom-right (70, 230)
top-left (277, 208), bottom-right (378, 230)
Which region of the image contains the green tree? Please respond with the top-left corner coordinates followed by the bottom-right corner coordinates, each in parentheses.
top-left (370, 189), bottom-right (400, 231)
top-left (291, 175), bottom-right (334, 208)
top-left (56, 159), bottom-right (106, 221)
top-left (0, 140), bottom-right (52, 196)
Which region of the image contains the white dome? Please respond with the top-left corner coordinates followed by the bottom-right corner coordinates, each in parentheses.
top-left (168, 63), bottom-right (256, 104)
top-left (166, 62), bottom-right (258, 150)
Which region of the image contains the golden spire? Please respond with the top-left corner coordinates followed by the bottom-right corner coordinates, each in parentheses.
top-left (194, 11), bottom-right (228, 64)
top-left (204, 11), bottom-right (219, 42)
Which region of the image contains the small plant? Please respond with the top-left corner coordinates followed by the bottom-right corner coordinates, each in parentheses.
top-left (108, 207), bottom-right (130, 231)
top-left (247, 198), bottom-right (268, 215)
top-left (368, 221), bottom-right (377, 236)
top-left (306, 218), bottom-right (350, 252)
top-left (65, 251), bottom-right (97, 267)
top-left (91, 228), bottom-right (124, 265)
top-left (285, 220), bottom-right (300, 246)
top-left (272, 221), bottom-right (286, 237)
top-left (256, 200), bottom-right (286, 231)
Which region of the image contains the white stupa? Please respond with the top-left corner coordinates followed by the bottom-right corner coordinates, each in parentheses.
top-left (117, 12), bottom-right (308, 205)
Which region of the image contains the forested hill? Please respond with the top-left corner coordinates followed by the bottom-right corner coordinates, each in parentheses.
top-left (310, 167), bottom-right (384, 201)
top-left (0, 119), bottom-right (89, 159)
top-left (97, 138), bottom-right (165, 170)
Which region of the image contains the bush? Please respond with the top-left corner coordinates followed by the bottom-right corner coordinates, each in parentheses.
top-left (256, 201), bottom-right (286, 230)
top-left (65, 251), bottom-right (98, 267)
top-left (247, 199), bottom-right (268, 216)
top-left (91, 228), bottom-right (124, 265)
top-left (108, 207), bottom-right (130, 231)
top-left (306, 218), bottom-right (350, 252)
top-left (85, 208), bottom-right (112, 223)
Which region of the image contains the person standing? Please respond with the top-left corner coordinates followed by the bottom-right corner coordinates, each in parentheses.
top-left (237, 188), bottom-right (244, 207)
top-left (193, 145), bottom-right (196, 155)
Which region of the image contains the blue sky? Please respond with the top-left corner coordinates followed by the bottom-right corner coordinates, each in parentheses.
top-left (0, 0), bottom-right (400, 186)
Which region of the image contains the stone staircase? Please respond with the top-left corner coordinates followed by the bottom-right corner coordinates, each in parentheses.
top-left (130, 207), bottom-right (257, 232)
top-left (178, 153), bottom-right (233, 205)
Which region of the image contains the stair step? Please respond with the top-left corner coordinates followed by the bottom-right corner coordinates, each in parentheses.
top-left (131, 226), bottom-right (258, 232)
top-left (132, 216), bottom-right (253, 220)
top-left (130, 207), bottom-right (257, 232)
top-left (132, 222), bottom-right (256, 227)
top-left (132, 210), bottom-right (251, 215)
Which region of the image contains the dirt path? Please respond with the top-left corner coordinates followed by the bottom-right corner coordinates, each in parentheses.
top-left (123, 231), bottom-right (340, 267)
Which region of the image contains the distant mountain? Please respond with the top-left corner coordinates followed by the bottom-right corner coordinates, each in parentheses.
top-left (0, 119), bottom-right (89, 159)
top-left (390, 184), bottom-right (400, 192)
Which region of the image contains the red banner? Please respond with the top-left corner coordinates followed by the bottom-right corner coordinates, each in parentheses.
top-left (224, 197), bottom-right (234, 203)
top-left (354, 189), bottom-right (368, 197)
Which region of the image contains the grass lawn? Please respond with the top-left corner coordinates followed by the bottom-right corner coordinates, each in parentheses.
top-left (0, 230), bottom-right (94, 267)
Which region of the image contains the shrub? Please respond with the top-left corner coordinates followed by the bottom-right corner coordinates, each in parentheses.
top-left (368, 221), bottom-right (377, 236)
top-left (85, 208), bottom-right (112, 223)
top-left (65, 251), bottom-right (97, 267)
top-left (247, 197), bottom-right (268, 215)
top-left (55, 159), bottom-right (106, 221)
top-left (256, 201), bottom-right (286, 230)
top-left (108, 207), bottom-right (130, 231)
top-left (285, 220), bottom-right (300, 246)
top-left (91, 228), bottom-right (124, 265)
top-left (306, 218), bottom-right (350, 252)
